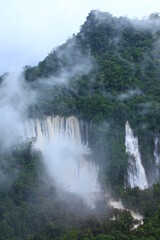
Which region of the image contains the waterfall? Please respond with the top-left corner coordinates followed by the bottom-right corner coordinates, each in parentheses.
top-left (19, 116), bottom-right (99, 206)
top-left (125, 121), bottom-right (148, 190)
top-left (154, 131), bottom-right (160, 178)
top-left (109, 199), bottom-right (143, 229)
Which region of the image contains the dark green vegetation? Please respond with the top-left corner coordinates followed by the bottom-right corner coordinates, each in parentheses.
top-left (1, 11), bottom-right (160, 239)
top-left (0, 141), bottom-right (160, 240)
top-left (24, 11), bottom-right (160, 189)
top-left (0, 142), bottom-right (95, 240)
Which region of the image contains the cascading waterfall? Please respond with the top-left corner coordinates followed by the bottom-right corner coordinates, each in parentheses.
top-left (154, 131), bottom-right (160, 178)
top-left (125, 121), bottom-right (148, 190)
top-left (19, 116), bottom-right (99, 206)
top-left (109, 199), bottom-right (143, 229)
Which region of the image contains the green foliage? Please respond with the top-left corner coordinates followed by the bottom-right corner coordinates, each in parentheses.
top-left (22, 10), bottom-right (160, 191)
top-left (2, 10), bottom-right (160, 239)
top-left (0, 141), bottom-right (160, 239)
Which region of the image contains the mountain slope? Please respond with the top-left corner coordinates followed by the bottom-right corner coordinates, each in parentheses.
top-left (1, 10), bottom-right (160, 240)
top-left (23, 11), bottom-right (160, 190)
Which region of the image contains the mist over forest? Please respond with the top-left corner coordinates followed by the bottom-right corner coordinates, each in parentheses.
top-left (0, 10), bottom-right (160, 240)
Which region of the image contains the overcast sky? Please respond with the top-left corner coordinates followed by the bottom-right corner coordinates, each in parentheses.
top-left (0, 0), bottom-right (160, 75)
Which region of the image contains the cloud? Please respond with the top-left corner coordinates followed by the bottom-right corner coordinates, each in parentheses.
top-left (30, 38), bottom-right (94, 93)
top-left (117, 88), bottom-right (142, 101)
top-left (0, 72), bottom-right (36, 148)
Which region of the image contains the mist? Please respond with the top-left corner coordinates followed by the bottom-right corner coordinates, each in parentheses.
top-left (0, 72), bottom-right (36, 149)
top-left (0, 8), bottom-right (158, 216)
top-left (0, 40), bottom-right (101, 208)
top-left (117, 88), bottom-right (142, 101)
top-left (33, 38), bottom-right (94, 89)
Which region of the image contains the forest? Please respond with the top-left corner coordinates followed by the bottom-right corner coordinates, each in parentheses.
top-left (0, 11), bottom-right (160, 239)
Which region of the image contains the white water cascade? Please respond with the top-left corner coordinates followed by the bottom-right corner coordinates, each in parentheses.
top-left (125, 121), bottom-right (148, 190)
top-left (154, 131), bottom-right (160, 178)
top-left (19, 116), bottom-right (99, 206)
top-left (109, 199), bottom-right (143, 229)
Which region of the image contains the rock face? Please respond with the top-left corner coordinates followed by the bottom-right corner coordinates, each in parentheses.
top-left (125, 121), bottom-right (148, 190)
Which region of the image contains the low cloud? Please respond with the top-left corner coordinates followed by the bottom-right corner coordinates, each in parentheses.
top-left (117, 88), bottom-right (142, 101)
top-left (0, 72), bottom-right (36, 148)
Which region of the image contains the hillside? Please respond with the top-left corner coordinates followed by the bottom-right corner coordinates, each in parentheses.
top-left (23, 10), bottom-right (160, 189)
top-left (0, 10), bottom-right (160, 240)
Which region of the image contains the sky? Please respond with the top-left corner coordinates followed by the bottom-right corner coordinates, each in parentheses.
top-left (0, 0), bottom-right (160, 75)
